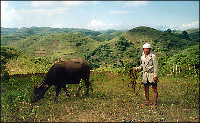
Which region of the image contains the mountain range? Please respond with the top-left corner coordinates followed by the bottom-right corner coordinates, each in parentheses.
top-left (1, 26), bottom-right (199, 74)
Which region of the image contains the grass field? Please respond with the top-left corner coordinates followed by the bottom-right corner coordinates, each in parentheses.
top-left (1, 71), bottom-right (199, 122)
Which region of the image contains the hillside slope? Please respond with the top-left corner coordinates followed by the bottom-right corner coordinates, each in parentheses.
top-left (1, 27), bottom-right (124, 46)
top-left (10, 33), bottom-right (103, 61)
top-left (6, 26), bottom-right (199, 69)
top-left (86, 26), bottom-right (199, 68)
top-left (1, 46), bottom-right (52, 75)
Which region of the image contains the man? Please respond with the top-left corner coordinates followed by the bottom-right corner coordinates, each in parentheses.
top-left (133, 43), bottom-right (158, 108)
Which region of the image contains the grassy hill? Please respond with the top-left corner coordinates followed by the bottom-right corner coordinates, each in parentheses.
top-left (1, 26), bottom-right (199, 122)
top-left (2, 26), bottom-right (199, 75)
top-left (10, 33), bottom-right (103, 61)
top-left (86, 26), bottom-right (199, 68)
top-left (1, 27), bottom-right (125, 46)
top-left (1, 72), bottom-right (199, 122)
top-left (1, 46), bottom-right (52, 75)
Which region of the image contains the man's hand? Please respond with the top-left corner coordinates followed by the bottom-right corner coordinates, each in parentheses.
top-left (154, 77), bottom-right (158, 83)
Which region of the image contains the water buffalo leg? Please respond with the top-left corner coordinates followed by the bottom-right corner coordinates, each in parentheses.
top-left (55, 86), bottom-right (61, 101)
top-left (131, 80), bottom-right (134, 88)
top-left (90, 83), bottom-right (93, 93)
top-left (75, 85), bottom-right (82, 97)
top-left (85, 79), bottom-right (90, 96)
top-left (63, 87), bottom-right (70, 98)
top-left (133, 80), bottom-right (136, 91)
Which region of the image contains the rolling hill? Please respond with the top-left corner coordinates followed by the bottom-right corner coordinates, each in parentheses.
top-left (9, 33), bottom-right (103, 61)
top-left (1, 26), bottom-right (199, 74)
top-left (1, 27), bottom-right (125, 46)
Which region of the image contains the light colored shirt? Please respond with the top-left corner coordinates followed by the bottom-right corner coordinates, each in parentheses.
top-left (136, 53), bottom-right (158, 83)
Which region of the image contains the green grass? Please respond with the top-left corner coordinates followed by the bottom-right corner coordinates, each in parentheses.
top-left (1, 72), bottom-right (199, 122)
top-left (5, 55), bottom-right (52, 75)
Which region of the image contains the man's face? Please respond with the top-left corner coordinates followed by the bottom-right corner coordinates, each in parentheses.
top-left (143, 48), bottom-right (151, 55)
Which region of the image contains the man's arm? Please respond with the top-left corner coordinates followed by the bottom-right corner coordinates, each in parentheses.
top-left (153, 54), bottom-right (158, 82)
top-left (133, 56), bottom-right (143, 72)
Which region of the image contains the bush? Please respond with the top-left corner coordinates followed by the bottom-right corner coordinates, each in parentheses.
top-left (1, 70), bottom-right (10, 83)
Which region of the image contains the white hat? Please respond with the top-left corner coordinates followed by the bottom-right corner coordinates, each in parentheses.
top-left (143, 43), bottom-right (151, 48)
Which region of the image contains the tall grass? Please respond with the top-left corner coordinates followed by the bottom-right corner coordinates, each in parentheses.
top-left (1, 72), bottom-right (199, 122)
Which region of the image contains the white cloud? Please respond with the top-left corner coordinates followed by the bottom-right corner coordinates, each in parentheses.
top-left (86, 20), bottom-right (132, 30)
top-left (151, 21), bottom-right (199, 31)
top-left (62, 1), bottom-right (85, 6)
top-left (31, 1), bottom-right (57, 7)
top-left (1, 1), bottom-right (23, 27)
top-left (31, 1), bottom-right (85, 7)
top-left (21, 8), bottom-right (69, 17)
top-left (181, 21), bottom-right (199, 30)
top-left (91, 1), bottom-right (100, 4)
top-left (50, 24), bottom-right (66, 28)
top-left (125, 1), bottom-right (150, 7)
top-left (1, 1), bottom-right (70, 28)
top-left (1, 1), bottom-right (8, 15)
top-left (88, 20), bottom-right (106, 27)
top-left (110, 10), bottom-right (133, 14)
top-left (87, 20), bottom-right (113, 30)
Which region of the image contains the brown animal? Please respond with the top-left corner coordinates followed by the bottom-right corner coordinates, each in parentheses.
top-left (128, 68), bottom-right (138, 91)
top-left (32, 59), bottom-right (92, 103)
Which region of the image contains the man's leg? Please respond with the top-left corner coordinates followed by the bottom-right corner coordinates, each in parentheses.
top-left (142, 84), bottom-right (150, 106)
top-left (152, 83), bottom-right (158, 107)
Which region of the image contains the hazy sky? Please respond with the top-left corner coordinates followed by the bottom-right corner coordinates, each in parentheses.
top-left (1, 1), bottom-right (199, 31)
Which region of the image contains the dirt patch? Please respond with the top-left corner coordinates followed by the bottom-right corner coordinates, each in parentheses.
top-left (7, 41), bottom-right (14, 45)
top-left (50, 40), bottom-right (60, 49)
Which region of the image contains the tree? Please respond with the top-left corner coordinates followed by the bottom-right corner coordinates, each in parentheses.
top-left (182, 31), bottom-right (189, 39)
top-left (115, 36), bottom-right (130, 51)
top-left (165, 29), bottom-right (172, 35)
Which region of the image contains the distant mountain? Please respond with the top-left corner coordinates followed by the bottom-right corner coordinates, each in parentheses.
top-left (126, 27), bottom-right (198, 54)
top-left (1, 27), bottom-right (19, 35)
top-left (9, 33), bottom-right (103, 61)
top-left (185, 28), bottom-right (199, 34)
top-left (2, 26), bottom-right (199, 69)
top-left (1, 27), bottom-right (125, 46)
top-left (186, 28), bottom-right (199, 42)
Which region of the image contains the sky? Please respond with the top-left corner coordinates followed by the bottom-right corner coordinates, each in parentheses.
top-left (1, 1), bottom-right (199, 31)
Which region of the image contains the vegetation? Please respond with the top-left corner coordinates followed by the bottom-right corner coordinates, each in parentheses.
top-left (2, 26), bottom-right (199, 69)
top-left (161, 45), bottom-right (199, 77)
top-left (1, 46), bottom-right (52, 75)
top-left (1, 27), bottom-right (125, 46)
top-left (1, 26), bottom-right (199, 122)
top-left (1, 72), bottom-right (199, 122)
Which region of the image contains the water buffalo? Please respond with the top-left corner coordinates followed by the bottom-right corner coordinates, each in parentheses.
top-left (32, 59), bottom-right (92, 103)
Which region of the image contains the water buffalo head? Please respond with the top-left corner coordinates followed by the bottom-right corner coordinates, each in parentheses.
top-left (32, 83), bottom-right (49, 103)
